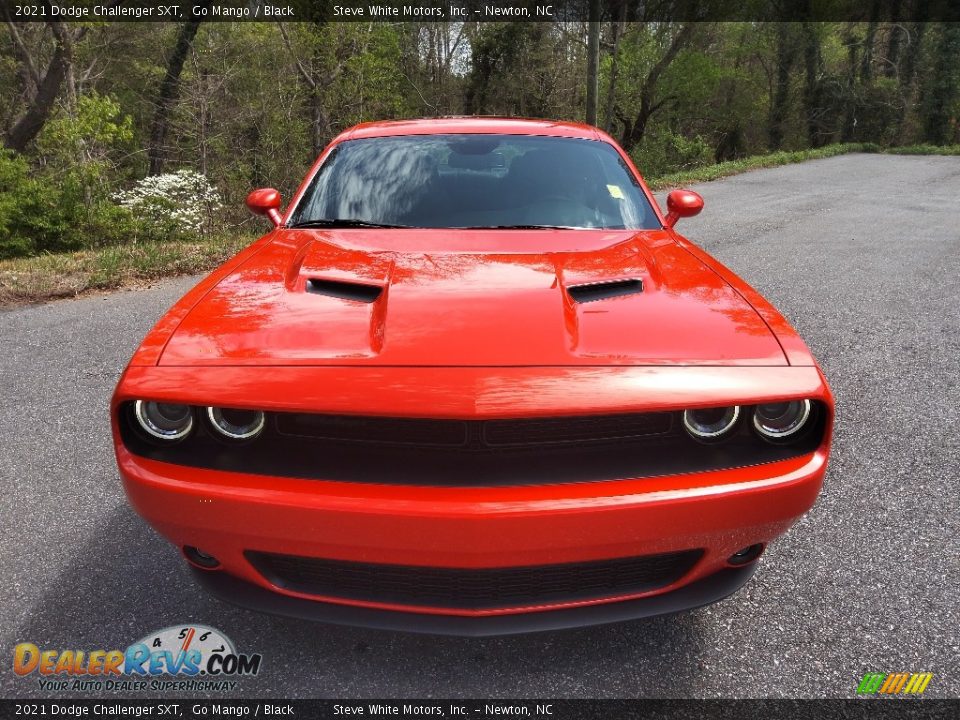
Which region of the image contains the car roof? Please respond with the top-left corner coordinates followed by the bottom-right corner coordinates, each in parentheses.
top-left (338, 117), bottom-right (604, 142)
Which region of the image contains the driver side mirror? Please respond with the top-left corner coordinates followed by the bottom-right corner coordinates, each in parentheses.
top-left (664, 189), bottom-right (704, 228)
top-left (246, 188), bottom-right (284, 227)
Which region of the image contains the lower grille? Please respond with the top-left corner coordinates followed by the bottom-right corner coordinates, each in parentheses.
top-left (246, 550), bottom-right (703, 610)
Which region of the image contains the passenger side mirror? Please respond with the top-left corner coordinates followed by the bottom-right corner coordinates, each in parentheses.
top-left (246, 188), bottom-right (284, 227)
top-left (664, 189), bottom-right (704, 228)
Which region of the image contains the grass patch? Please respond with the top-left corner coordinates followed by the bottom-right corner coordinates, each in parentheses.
top-left (885, 144), bottom-right (960, 155)
top-left (646, 143), bottom-right (879, 190)
top-left (0, 233), bottom-right (253, 308)
top-left (647, 142), bottom-right (960, 190)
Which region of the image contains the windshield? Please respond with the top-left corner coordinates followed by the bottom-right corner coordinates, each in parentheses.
top-left (290, 134), bottom-right (660, 230)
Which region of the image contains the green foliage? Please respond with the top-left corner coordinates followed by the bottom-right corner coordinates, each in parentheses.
top-left (463, 23), bottom-right (578, 117)
top-left (0, 93), bottom-right (146, 259)
top-left (646, 143), bottom-right (879, 190)
top-left (888, 144), bottom-right (960, 155)
top-left (2, 18), bottom-right (959, 270)
top-left (36, 92), bottom-right (134, 197)
top-left (922, 23), bottom-right (960, 145)
top-left (0, 165), bottom-right (143, 259)
top-left (0, 152), bottom-right (37, 258)
top-left (0, 150), bottom-right (87, 259)
top-left (632, 131), bottom-right (714, 177)
top-left (37, 92), bottom-right (133, 163)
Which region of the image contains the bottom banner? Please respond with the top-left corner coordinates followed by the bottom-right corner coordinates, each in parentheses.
top-left (1, 699), bottom-right (958, 720)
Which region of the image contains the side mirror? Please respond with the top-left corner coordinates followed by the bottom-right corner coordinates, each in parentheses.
top-left (664, 189), bottom-right (704, 228)
top-left (246, 188), bottom-right (283, 227)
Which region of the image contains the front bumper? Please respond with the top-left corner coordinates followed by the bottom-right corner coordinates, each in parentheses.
top-left (117, 444), bottom-right (827, 631)
top-left (114, 364), bottom-right (832, 633)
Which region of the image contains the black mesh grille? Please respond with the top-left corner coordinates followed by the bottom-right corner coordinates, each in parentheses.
top-left (277, 414), bottom-right (469, 446)
top-left (119, 404), bottom-right (825, 486)
top-left (276, 412), bottom-right (671, 448)
top-left (484, 413), bottom-right (671, 446)
top-left (246, 550), bottom-right (703, 610)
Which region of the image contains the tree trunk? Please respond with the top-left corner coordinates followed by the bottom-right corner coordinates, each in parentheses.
top-left (602, 3), bottom-right (628, 133)
top-left (3, 19), bottom-right (41, 100)
top-left (840, 25), bottom-right (860, 142)
top-left (585, 0), bottom-right (600, 126)
top-left (885, 0), bottom-right (904, 78)
top-left (922, 23), bottom-right (960, 144)
top-left (802, 22), bottom-right (824, 147)
top-left (859, 0), bottom-right (882, 84)
top-left (768, 23), bottom-right (797, 150)
top-left (4, 21), bottom-right (73, 152)
top-left (619, 22), bottom-right (696, 152)
top-left (894, 20), bottom-right (927, 140)
top-left (147, 2), bottom-right (210, 175)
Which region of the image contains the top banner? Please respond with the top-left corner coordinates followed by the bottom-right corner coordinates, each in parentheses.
top-left (2, 0), bottom-right (959, 23)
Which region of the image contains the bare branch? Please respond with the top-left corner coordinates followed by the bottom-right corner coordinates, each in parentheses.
top-left (276, 21), bottom-right (316, 89)
top-left (401, 71), bottom-right (438, 115)
top-left (4, 20), bottom-right (41, 87)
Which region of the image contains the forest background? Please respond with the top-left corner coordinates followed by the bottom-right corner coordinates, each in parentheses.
top-left (1, 1), bottom-right (957, 299)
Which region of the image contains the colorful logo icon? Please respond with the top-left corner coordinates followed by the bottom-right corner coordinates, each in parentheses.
top-left (856, 672), bottom-right (933, 695)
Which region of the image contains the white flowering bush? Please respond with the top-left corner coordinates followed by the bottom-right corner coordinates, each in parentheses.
top-left (113, 170), bottom-right (222, 238)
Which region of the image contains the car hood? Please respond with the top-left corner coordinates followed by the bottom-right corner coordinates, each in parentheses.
top-left (158, 229), bottom-right (787, 367)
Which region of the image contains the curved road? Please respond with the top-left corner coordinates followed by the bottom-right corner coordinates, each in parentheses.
top-left (2, 154), bottom-right (958, 698)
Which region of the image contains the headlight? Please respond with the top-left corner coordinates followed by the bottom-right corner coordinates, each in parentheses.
top-left (207, 407), bottom-right (265, 440)
top-left (134, 400), bottom-right (193, 441)
top-left (752, 399), bottom-right (812, 441)
top-left (682, 406), bottom-right (740, 441)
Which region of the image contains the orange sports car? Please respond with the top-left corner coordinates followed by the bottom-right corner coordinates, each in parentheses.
top-left (112, 118), bottom-right (833, 635)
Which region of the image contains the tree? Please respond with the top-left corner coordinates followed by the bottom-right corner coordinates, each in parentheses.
top-left (801, 22), bottom-right (826, 147)
top-left (768, 22), bottom-right (799, 150)
top-left (585, 0), bottom-right (601, 125)
top-left (602, 1), bottom-right (629, 132)
top-left (3, 19), bottom-right (75, 152)
top-left (922, 22), bottom-right (960, 144)
top-left (615, 22), bottom-right (697, 152)
top-left (894, 19), bottom-right (927, 140)
top-left (147, 1), bottom-right (211, 175)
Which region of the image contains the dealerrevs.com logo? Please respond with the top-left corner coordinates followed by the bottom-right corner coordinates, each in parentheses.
top-left (13, 625), bottom-right (261, 693)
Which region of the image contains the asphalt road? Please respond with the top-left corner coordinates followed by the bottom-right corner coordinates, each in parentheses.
top-left (1, 154), bottom-right (958, 699)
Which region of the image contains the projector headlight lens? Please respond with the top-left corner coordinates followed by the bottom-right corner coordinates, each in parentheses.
top-left (682, 406), bottom-right (741, 441)
top-left (752, 399), bottom-right (812, 441)
top-left (134, 400), bottom-right (193, 441)
top-left (207, 407), bottom-right (265, 441)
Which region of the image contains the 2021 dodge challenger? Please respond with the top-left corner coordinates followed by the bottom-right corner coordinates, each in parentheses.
top-left (112, 117), bottom-right (833, 635)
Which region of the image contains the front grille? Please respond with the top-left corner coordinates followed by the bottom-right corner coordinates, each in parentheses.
top-left (276, 411), bottom-right (672, 448)
top-left (246, 550), bottom-right (704, 610)
top-left (277, 414), bottom-right (469, 447)
top-left (484, 413), bottom-right (671, 446)
top-left (119, 404), bottom-right (825, 486)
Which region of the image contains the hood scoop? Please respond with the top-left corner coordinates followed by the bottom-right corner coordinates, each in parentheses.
top-left (306, 278), bottom-right (383, 303)
top-left (567, 278), bottom-right (643, 303)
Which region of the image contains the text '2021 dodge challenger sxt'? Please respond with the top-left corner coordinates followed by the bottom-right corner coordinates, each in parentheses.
top-left (112, 117), bottom-right (833, 635)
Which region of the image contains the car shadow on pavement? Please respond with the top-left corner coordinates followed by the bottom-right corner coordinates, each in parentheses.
top-left (6, 503), bottom-right (711, 698)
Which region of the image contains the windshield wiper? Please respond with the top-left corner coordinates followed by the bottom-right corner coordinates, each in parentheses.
top-left (461, 224), bottom-right (582, 230)
top-left (289, 218), bottom-right (411, 229)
